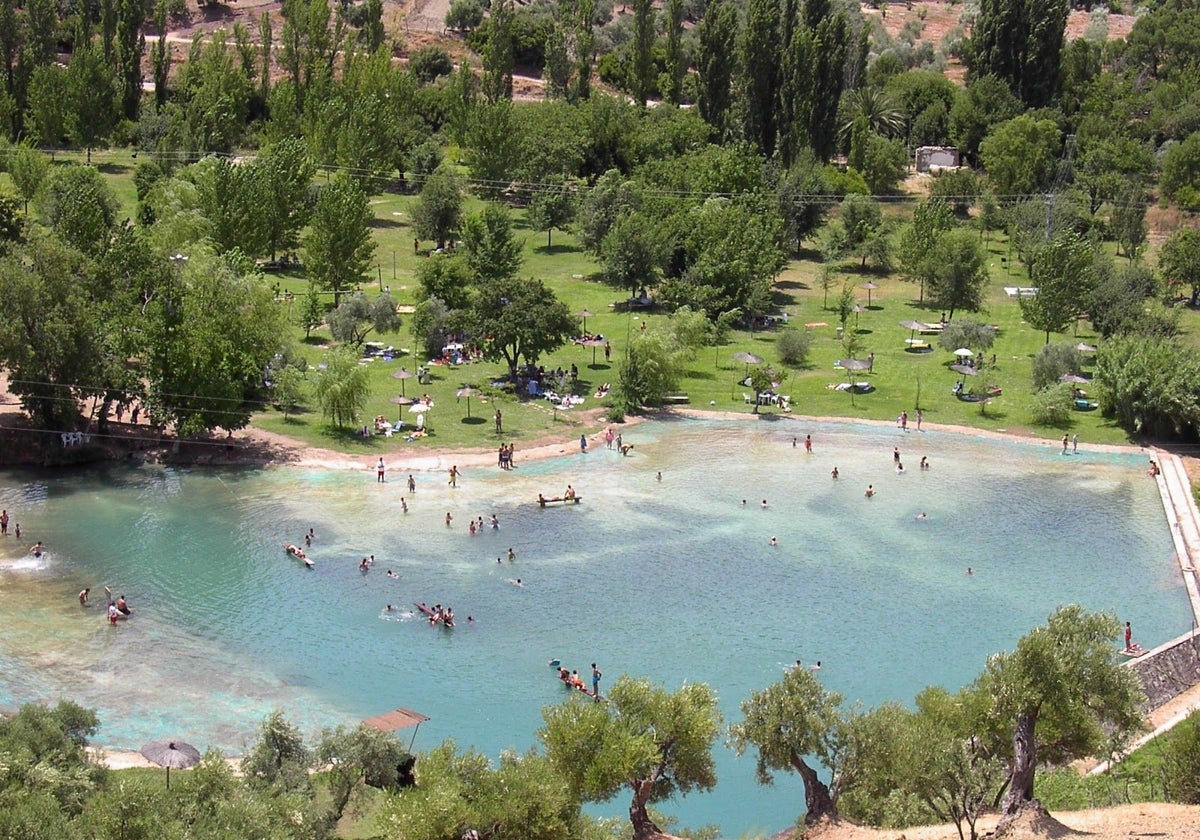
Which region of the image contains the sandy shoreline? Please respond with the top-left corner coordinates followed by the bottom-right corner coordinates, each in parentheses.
top-left (234, 406), bottom-right (1157, 475)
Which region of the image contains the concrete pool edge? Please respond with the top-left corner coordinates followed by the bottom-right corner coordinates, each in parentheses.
top-left (1153, 451), bottom-right (1200, 625)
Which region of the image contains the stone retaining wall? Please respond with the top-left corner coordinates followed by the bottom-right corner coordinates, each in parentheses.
top-left (1130, 630), bottom-right (1200, 711)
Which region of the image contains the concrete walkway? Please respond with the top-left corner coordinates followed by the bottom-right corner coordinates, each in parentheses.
top-left (1152, 451), bottom-right (1200, 625)
top-left (1083, 452), bottom-right (1200, 775)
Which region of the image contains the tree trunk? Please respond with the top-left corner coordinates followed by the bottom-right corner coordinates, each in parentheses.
top-left (1000, 711), bottom-right (1038, 821)
top-left (793, 756), bottom-right (837, 825)
top-left (629, 778), bottom-right (661, 840)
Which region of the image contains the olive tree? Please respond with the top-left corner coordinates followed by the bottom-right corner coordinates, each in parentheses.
top-left (240, 710), bottom-right (312, 792)
top-left (540, 677), bottom-right (722, 840)
top-left (974, 605), bottom-right (1144, 827)
top-left (729, 666), bottom-right (853, 825)
top-left (377, 741), bottom-right (583, 840)
top-left (315, 724), bottom-right (410, 825)
top-left (328, 292), bottom-right (401, 349)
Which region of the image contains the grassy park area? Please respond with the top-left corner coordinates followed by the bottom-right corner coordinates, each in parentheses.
top-left (25, 149), bottom-right (1198, 455)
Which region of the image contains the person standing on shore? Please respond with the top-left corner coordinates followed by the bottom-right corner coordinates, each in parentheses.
top-left (916, 409), bottom-right (923, 431)
top-left (591, 663), bottom-right (602, 700)
top-left (377, 458), bottom-right (386, 483)
top-left (580, 434), bottom-right (588, 453)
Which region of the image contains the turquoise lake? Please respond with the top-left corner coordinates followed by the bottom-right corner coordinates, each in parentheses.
top-left (0, 418), bottom-right (1189, 837)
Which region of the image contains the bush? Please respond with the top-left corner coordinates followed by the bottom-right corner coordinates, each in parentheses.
top-left (409, 46), bottom-right (453, 84)
top-left (1029, 382), bottom-right (1074, 427)
top-left (1161, 711), bottom-right (1200, 803)
top-left (1031, 342), bottom-right (1084, 391)
top-left (445, 0), bottom-right (484, 32)
top-left (777, 327), bottom-right (813, 367)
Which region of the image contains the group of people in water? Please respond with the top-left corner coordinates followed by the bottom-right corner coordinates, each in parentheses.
top-left (556, 662), bottom-right (602, 700)
top-left (75, 584), bottom-right (130, 624)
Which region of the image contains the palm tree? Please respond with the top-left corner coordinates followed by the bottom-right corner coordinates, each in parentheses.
top-left (839, 88), bottom-right (906, 140)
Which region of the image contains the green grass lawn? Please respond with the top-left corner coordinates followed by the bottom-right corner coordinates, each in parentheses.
top-left (20, 147), bottom-right (1200, 454)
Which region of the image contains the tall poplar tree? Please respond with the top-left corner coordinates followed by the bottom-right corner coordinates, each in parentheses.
top-left (573, 0), bottom-right (594, 101)
top-left (631, 0), bottom-right (655, 106)
top-left (482, 0), bottom-right (514, 102)
top-left (741, 0), bottom-right (781, 156)
top-left (662, 0), bottom-right (684, 106)
top-left (697, 0), bottom-right (737, 137)
top-left (969, 0), bottom-right (1070, 108)
top-left (116, 0), bottom-right (146, 120)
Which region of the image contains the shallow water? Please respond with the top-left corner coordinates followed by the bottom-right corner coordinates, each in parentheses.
top-left (0, 418), bottom-right (1188, 837)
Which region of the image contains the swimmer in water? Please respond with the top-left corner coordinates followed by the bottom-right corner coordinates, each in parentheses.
top-left (490, 515), bottom-right (499, 529)
top-left (831, 467), bottom-right (839, 479)
top-left (508, 578), bottom-right (523, 587)
top-left (769, 536), bottom-right (778, 546)
top-left (917, 512), bottom-right (927, 520)
top-left (385, 604), bottom-right (393, 612)
top-left (387, 570), bottom-right (398, 579)
top-left (810, 661), bottom-right (822, 671)
top-left (508, 547), bottom-right (516, 561)
top-left (445, 512), bottom-right (453, 527)
top-left (761, 499), bottom-right (768, 508)
top-left (741, 499), bottom-right (747, 506)
top-left (78, 587), bottom-right (90, 606)
top-left (30, 540), bottom-right (44, 557)
top-left (865, 485), bottom-right (875, 498)
top-left (656, 471), bottom-right (662, 482)
top-left (967, 567), bottom-right (973, 575)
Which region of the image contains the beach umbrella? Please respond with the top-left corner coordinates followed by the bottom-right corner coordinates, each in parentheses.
top-left (409, 402), bottom-right (431, 431)
top-left (1060, 373), bottom-right (1091, 385)
top-left (578, 309), bottom-right (594, 332)
top-left (581, 337), bottom-right (606, 365)
top-left (732, 351), bottom-right (764, 379)
top-left (953, 348), bottom-right (974, 359)
top-left (839, 358), bottom-right (871, 406)
top-left (140, 739), bottom-right (201, 789)
top-left (390, 395), bottom-right (413, 421)
top-left (852, 303), bottom-right (867, 330)
top-left (1075, 342), bottom-right (1097, 353)
top-left (950, 363), bottom-right (978, 387)
top-left (859, 281), bottom-right (879, 308)
top-left (456, 387), bottom-right (478, 418)
top-left (900, 319), bottom-right (925, 342)
top-left (391, 368), bottom-right (415, 397)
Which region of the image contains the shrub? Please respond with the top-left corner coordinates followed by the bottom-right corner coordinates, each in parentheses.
top-left (1031, 342), bottom-right (1084, 391)
top-left (777, 327), bottom-right (813, 367)
top-left (1029, 383), bottom-right (1074, 427)
top-left (409, 46), bottom-right (453, 84)
top-left (1162, 710), bottom-right (1200, 803)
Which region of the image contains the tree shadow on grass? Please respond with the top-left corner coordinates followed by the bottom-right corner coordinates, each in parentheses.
top-left (98, 162), bottom-right (132, 176)
top-left (534, 243), bottom-right (581, 256)
top-left (369, 218), bottom-right (403, 230)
